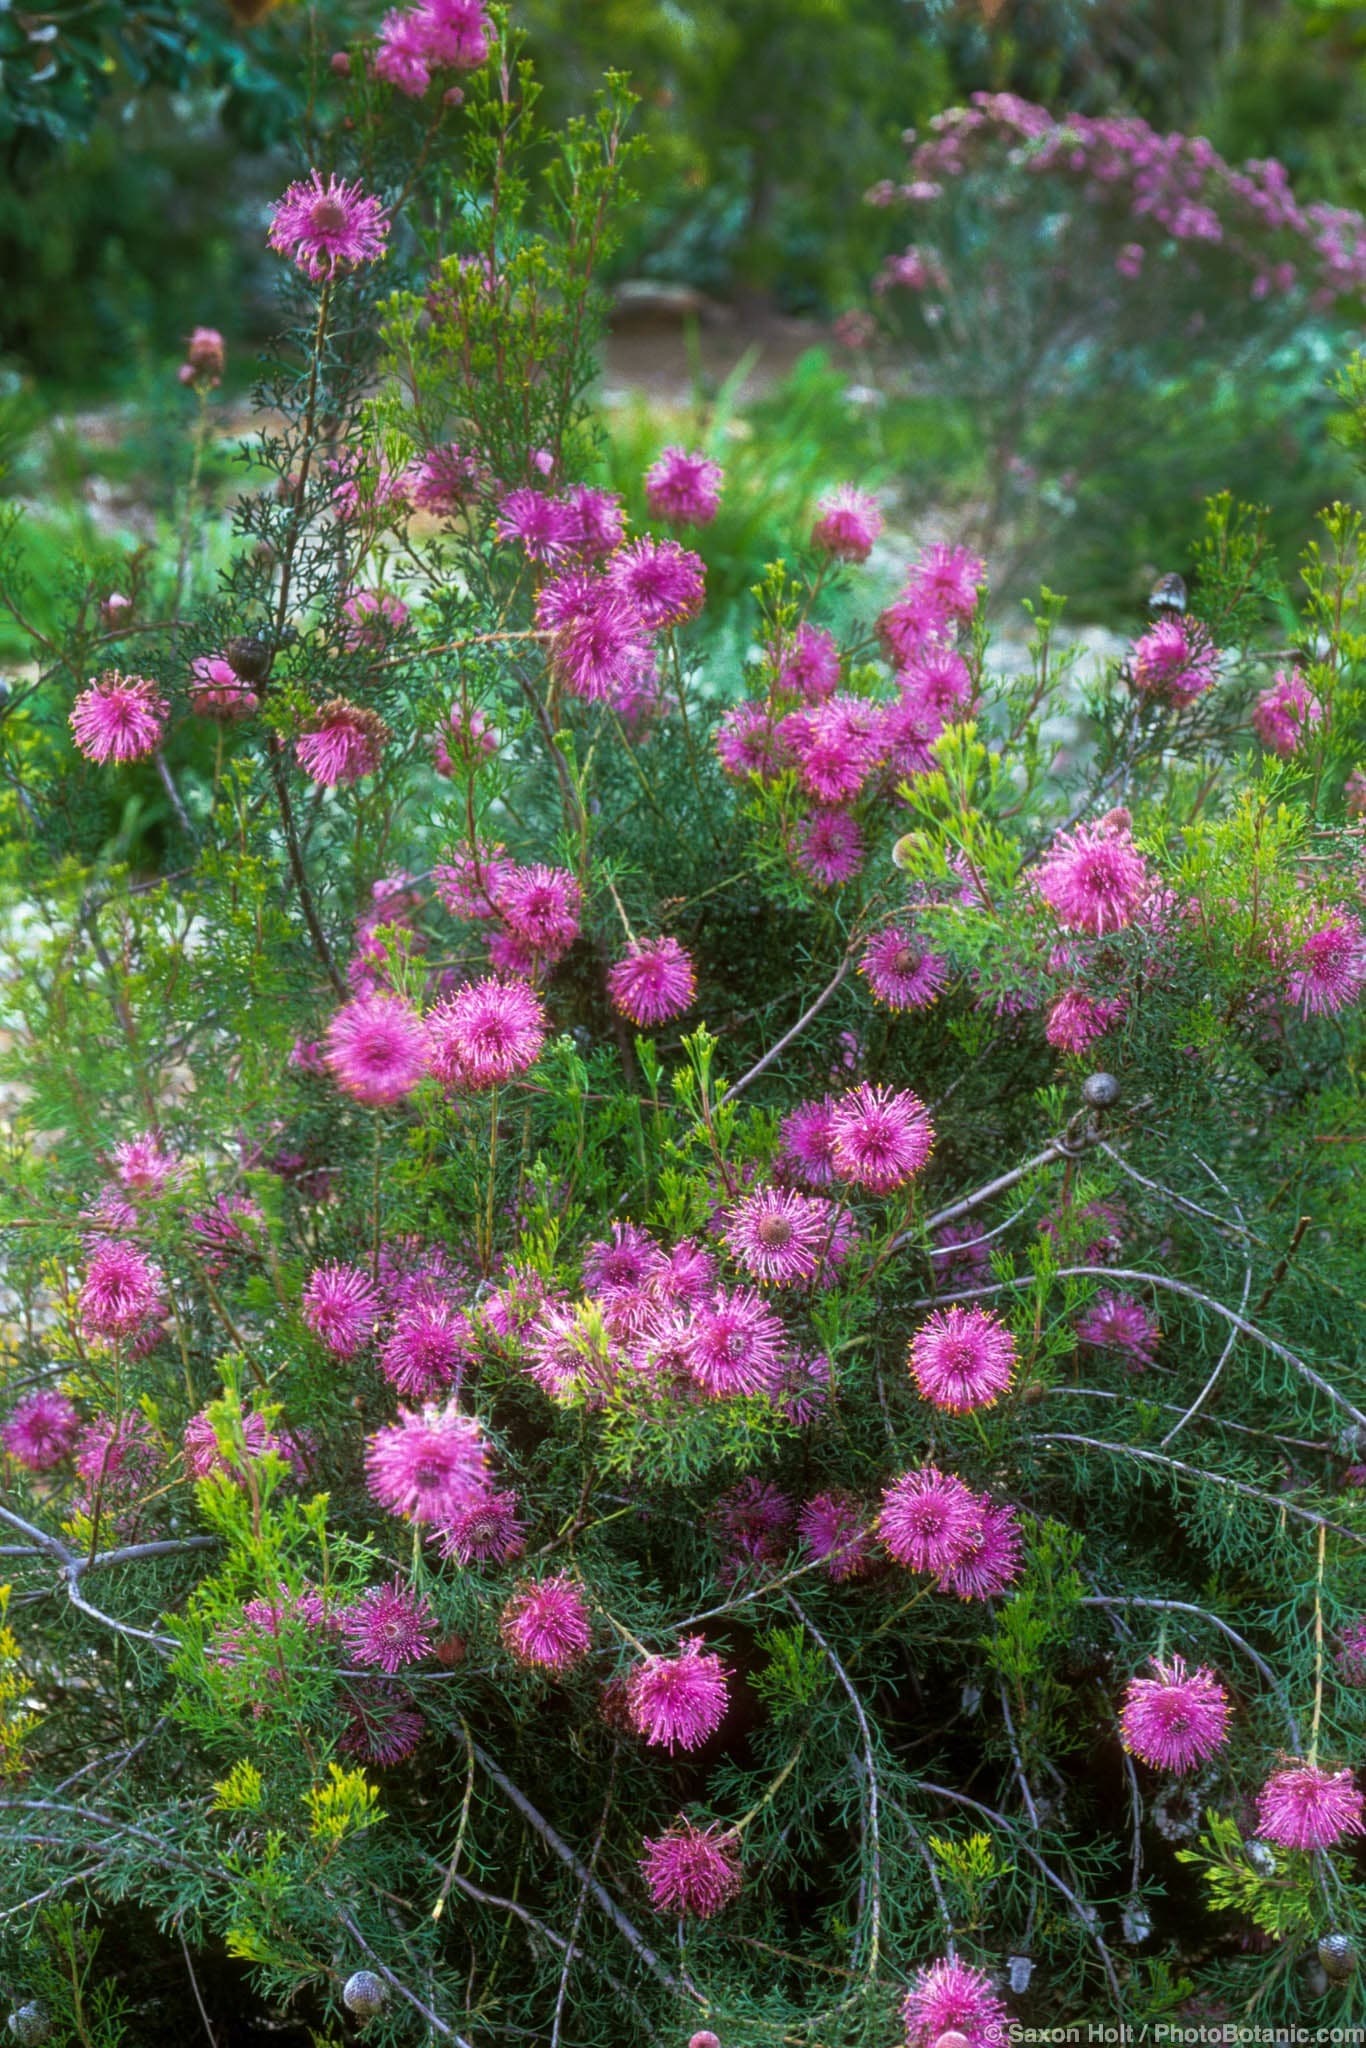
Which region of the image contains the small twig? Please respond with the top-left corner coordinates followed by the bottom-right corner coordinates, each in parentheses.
top-left (719, 947), bottom-right (859, 1107)
top-left (1030, 1432), bottom-right (1366, 1546)
top-left (786, 1596), bottom-right (881, 1979)
top-left (331, 1901), bottom-right (473, 2047)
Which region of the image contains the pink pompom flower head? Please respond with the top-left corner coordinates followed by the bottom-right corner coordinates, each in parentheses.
top-left (798, 1491), bottom-right (876, 1581)
top-left (1286, 913), bottom-right (1366, 1017)
top-left (860, 927), bottom-right (949, 1011)
top-left (811, 484), bottom-right (883, 563)
top-left (1255, 1761), bottom-right (1365, 1850)
top-left (608, 937), bottom-right (697, 1027)
top-left (431, 1487), bottom-right (525, 1565)
top-left (495, 863), bottom-right (582, 963)
top-left (379, 1299), bottom-right (471, 1398)
top-left (902, 1956), bottom-right (1008, 2048)
top-left (296, 699), bottom-right (388, 787)
top-left (341, 1579), bottom-right (435, 1673)
top-left (939, 1499), bottom-right (1023, 1600)
top-left (909, 1305), bottom-right (1016, 1413)
top-left (1120, 1655), bottom-right (1230, 1772)
top-left (627, 1636), bottom-right (730, 1751)
top-left (2, 1389), bottom-right (80, 1471)
top-left (794, 807), bottom-right (865, 887)
top-left (607, 537), bottom-right (705, 629)
top-left (365, 1403), bottom-right (489, 1526)
top-left (190, 655), bottom-right (258, 721)
top-left (427, 976), bottom-right (547, 1090)
top-left (682, 1287), bottom-right (785, 1398)
top-left (879, 1467), bottom-right (982, 1575)
top-left (268, 171), bottom-right (390, 280)
top-left (324, 992), bottom-right (429, 1106)
top-left (640, 1819), bottom-right (741, 1919)
top-left (644, 446), bottom-right (723, 526)
top-left (1128, 618), bottom-right (1219, 707)
top-left (302, 1262), bottom-right (380, 1355)
top-left (1033, 814), bottom-right (1151, 935)
top-left (829, 1082), bottom-right (935, 1193)
top-left (723, 1186), bottom-right (845, 1289)
top-left (1076, 1289), bottom-right (1159, 1369)
top-left (70, 671), bottom-right (168, 765)
top-left (500, 1574), bottom-right (592, 1674)
top-left (78, 1241), bottom-right (166, 1341)
top-left (1254, 668), bottom-right (1323, 757)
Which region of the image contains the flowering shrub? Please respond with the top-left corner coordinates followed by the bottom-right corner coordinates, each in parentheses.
top-left (3, 20), bottom-right (1366, 2045)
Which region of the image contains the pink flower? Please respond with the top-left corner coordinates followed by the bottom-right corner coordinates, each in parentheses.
top-left (683, 1287), bottom-right (786, 1397)
top-left (342, 589), bottom-right (409, 649)
top-left (431, 1487), bottom-right (524, 1564)
top-left (640, 1820), bottom-right (741, 1918)
top-left (716, 700), bottom-right (785, 780)
top-left (811, 485), bottom-right (883, 562)
top-left (1129, 619), bottom-right (1219, 707)
top-left (902, 1956), bottom-right (1009, 2048)
top-left (495, 488), bottom-right (576, 563)
top-left (495, 864), bottom-right (582, 961)
top-left (1076, 1290), bottom-right (1159, 1368)
top-left (939, 1499), bottom-right (1023, 1599)
top-left (408, 440), bottom-right (483, 514)
top-left (433, 704), bottom-right (497, 775)
top-left (794, 808), bottom-right (864, 886)
top-left (1255, 1762), bottom-right (1365, 1850)
top-left (607, 537), bottom-right (705, 628)
top-left (78, 1241), bottom-right (166, 1340)
top-left (644, 446), bottom-right (723, 526)
top-left (500, 1575), bottom-right (592, 1672)
top-left (189, 655), bottom-right (258, 721)
top-left (879, 1467), bottom-right (982, 1574)
top-left (70, 671), bottom-right (168, 764)
top-left (1034, 817), bottom-right (1150, 935)
top-left (723, 1187), bottom-right (838, 1288)
top-left (1286, 913), bottom-right (1366, 1016)
top-left (785, 697), bottom-right (878, 805)
top-left (607, 938), bottom-right (697, 1027)
top-left (563, 484), bottom-right (627, 558)
top-left (302, 1262), bottom-right (381, 1356)
top-left (417, 0), bottom-right (492, 70)
top-left (1120, 1656), bottom-right (1230, 1772)
top-left (324, 992), bottom-right (429, 1106)
top-left (365, 1403), bottom-right (489, 1525)
top-left (2, 1390), bottom-right (80, 1471)
top-left (427, 977), bottom-right (547, 1090)
top-left (342, 1579), bottom-right (435, 1672)
top-left (380, 1300), bottom-right (472, 1398)
top-left (912, 542), bottom-right (986, 625)
top-left (1045, 989), bottom-right (1126, 1053)
top-left (798, 1491), bottom-right (875, 1580)
top-left (778, 1097), bottom-right (840, 1187)
top-left (1254, 669), bottom-right (1323, 757)
top-left (829, 1082), bottom-right (935, 1193)
top-left (183, 1408), bottom-right (283, 1483)
top-left (627, 1637), bottom-right (730, 1750)
top-left (860, 927), bottom-right (949, 1010)
top-left (296, 699), bottom-right (388, 786)
top-left (897, 641), bottom-right (972, 720)
top-left (712, 1477), bottom-right (794, 1573)
top-left (909, 1305), bottom-right (1016, 1412)
top-left (268, 171), bottom-right (390, 279)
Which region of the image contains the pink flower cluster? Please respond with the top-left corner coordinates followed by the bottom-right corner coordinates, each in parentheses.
top-left (374, 0), bottom-right (491, 95)
top-left (879, 1467), bottom-right (1023, 1599)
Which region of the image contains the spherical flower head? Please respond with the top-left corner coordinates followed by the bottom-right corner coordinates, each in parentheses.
top-left (879, 1467), bottom-right (983, 1574)
top-left (939, 1499), bottom-right (1023, 1599)
top-left (375, 10), bottom-right (435, 93)
top-left (644, 445), bottom-right (723, 527)
top-left (1034, 818), bottom-right (1151, 936)
top-left (898, 641), bottom-right (973, 721)
top-left (607, 937), bottom-right (697, 1027)
top-left (408, 440), bottom-right (483, 516)
top-left (495, 863), bottom-right (582, 961)
top-left (2, 1389), bottom-right (80, 1471)
top-left (365, 1403), bottom-right (489, 1525)
top-left (190, 654), bottom-right (257, 721)
top-left (1129, 618), bottom-right (1219, 707)
top-left (184, 325), bottom-right (225, 384)
top-left (324, 992), bottom-right (429, 1106)
top-left (296, 698), bottom-right (388, 787)
top-left (380, 1300), bottom-right (471, 1398)
top-left (794, 807), bottom-right (864, 887)
top-left (861, 927), bottom-right (949, 1011)
top-left (778, 1097), bottom-right (840, 1188)
top-left (183, 1407), bottom-right (281, 1483)
top-left (607, 536), bottom-right (705, 628)
top-left (1338, 1621), bottom-right (1366, 1685)
top-left (560, 482), bottom-right (626, 558)
top-left (268, 171), bottom-right (390, 280)
top-left (912, 542), bottom-right (987, 626)
top-left (1256, 1761), bottom-right (1365, 1850)
top-left (1254, 669), bottom-right (1322, 757)
top-left (723, 1186), bottom-right (837, 1288)
top-left (342, 589), bottom-right (409, 650)
top-left (500, 1574), bottom-right (592, 1673)
top-left (910, 1305), bottom-right (1016, 1412)
top-left (716, 700), bottom-right (786, 781)
top-left (341, 1680), bottom-right (425, 1767)
top-left (829, 1082), bottom-right (934, 1193)
top-left (784, 697), bottom-right (879, 806)
top-left (683, 1286), bottom-right (785, 1397)
top-left (78, 1240), bottom-right (166, 1340)
top-left (1120, 1655), bottom-right (1230, 1773)
top-left (773, 622), bottom-right (840, 702)
top-left (799, 1490), bottom-right (875, 1580)
top-left (433, 1486), bottom-right (525, 1565)
top-left (427, 976), bottom-right (547, 1091)
top-left (640, 1820), bottom-right (741, 1918)
top-left (902, 1956), bottom-right (1008, 2048)
top-left (418, 0), bottom-right (493, 70)
top-left (70, 671), bottom-right (168, 764)
top-left (1045, 989), bottom-right (1126, 1054)
top-left (1287, 913), bottom-right (1366, 1016)
top-left (583, 1219), bottom-right (666, 1300)
top-left (1076, 1289), bottom-right (1159, 1368)
top-left (341, 1578), bottom-right (435, 1673)
top-left (302, 1262), bottom-right (381, 1356)
top-left (811, 484), bottom-right (883, 562)
top-left (494, 486), bottom-right (577, 564)
top-left (627, 1636), bottom-right (730, 1750)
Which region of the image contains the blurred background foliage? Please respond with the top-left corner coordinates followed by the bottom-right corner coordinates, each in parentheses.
top-left (1, 0), bottom-right (1364, 618)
